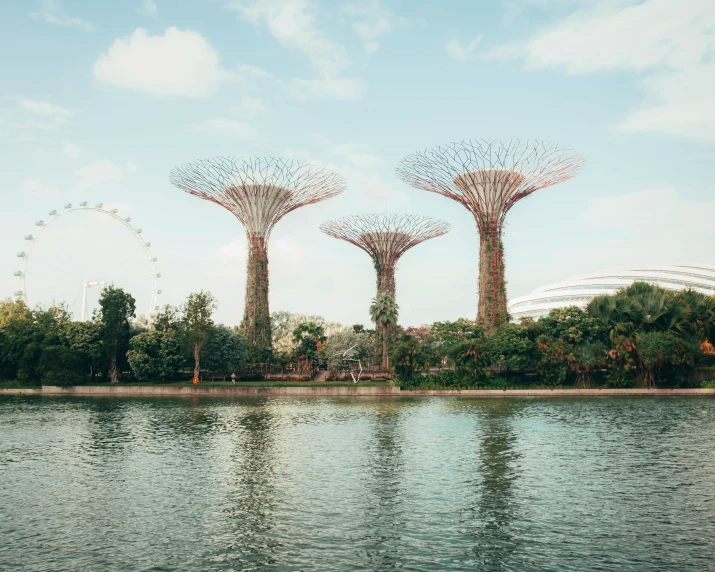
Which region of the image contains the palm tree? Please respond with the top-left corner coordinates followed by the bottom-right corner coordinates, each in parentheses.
top-left (678, 289), bottom-right (715, 343)
top-left (369, 292), bottom-right (399, 370)
top-left (588, 283), bottom-right (702, 387)
top-left (587, 294), bottom-right (635, 344)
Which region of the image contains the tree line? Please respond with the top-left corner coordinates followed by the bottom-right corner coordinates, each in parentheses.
top-left (1, 281), bottom-right (714, 387)
top-left (391, 282), bottom-right (715, 389)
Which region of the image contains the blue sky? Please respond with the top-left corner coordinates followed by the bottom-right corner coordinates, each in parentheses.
top-left (1, 0), bottom-right (714, 326)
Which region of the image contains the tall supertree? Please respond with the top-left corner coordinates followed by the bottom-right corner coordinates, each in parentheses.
top-left (396, 139), bottom-right (584, 335)
top-left (170, 157), bottom-right (345, 355)
top-left (319, 213), bottom-right (450, 300)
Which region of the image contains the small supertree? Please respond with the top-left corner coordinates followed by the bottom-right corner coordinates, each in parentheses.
top-left (319, 213), bottom-right (450, 299)
top-left (396, 139), bottom-right (584, 335)
top-left (170, 157), bottom-right (345, 356)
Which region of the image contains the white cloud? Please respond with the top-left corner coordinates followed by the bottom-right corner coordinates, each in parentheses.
top-left (30, 0), bottom-right (93, 31)
top-left (445, 34), bottom-right (482, 62)
top-left (74, 160), bottom-right (127, 192)
top-left (20, 99), bottom-right (73, 119)
top-left (62, 140), bottom-right (81, 158)
top-left (228, 0), bottom-right (363, 100)
top-left (195, 118), bottom-right (255, 139)
top-left (238, 63), bottom-right (274, 80)
top-left (138, 0), bottom-right (158, 17)
top-left (21, 177), bottom-right (59, 198)
top-left (0, 99), bottom-right (73, 138)
top-left (94, 27), bottom-right (233, 97)
top-left (230, 96), bottom-right (266, 118)
top-left (616, 62), bottom-right (715, 143)
top-left (576, 187), bottom-right (715, 265)
top-left (229, 0), bottom-right (344, 76)
top-left (329, 143), bottom-right (383, 169)
top-left (483, 0), bottom-right (715, 142)
top-left (343, 0), bottom-right (399, 54)
top-left (291, 77), bottom-right (365, 100)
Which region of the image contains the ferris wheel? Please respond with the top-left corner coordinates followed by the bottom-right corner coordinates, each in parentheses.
top-left (14, 202), bottom-right (161, 323)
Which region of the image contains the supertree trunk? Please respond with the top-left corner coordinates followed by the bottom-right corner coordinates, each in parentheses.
top-left (477, 219), bottom-right (508, 336)
top-left (396, 139), bottom-right (584, 339)
top-left (242, 235), bottom-right (272, 356)
top-left (376, 264), bottom-right (396, 298)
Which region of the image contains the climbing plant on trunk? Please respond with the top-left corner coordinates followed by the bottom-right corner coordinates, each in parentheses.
top-left (170, 157), bottom-right (345, 358)
top-left (397, 139), bottom-right (584, 336)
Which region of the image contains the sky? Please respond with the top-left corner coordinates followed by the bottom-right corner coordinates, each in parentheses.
top-left (1, 0), bottom-right (714, 327)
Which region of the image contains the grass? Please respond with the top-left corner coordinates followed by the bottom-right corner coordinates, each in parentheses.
top-left (103, 380), bottom-right (392, 388)
top-left (1, 380), bottom-right (391, 389)
top-left (0, 381), bottom-right (41, 390)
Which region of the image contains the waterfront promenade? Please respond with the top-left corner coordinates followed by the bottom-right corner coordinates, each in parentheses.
top-left (2, 385), bottom-right (715, 397)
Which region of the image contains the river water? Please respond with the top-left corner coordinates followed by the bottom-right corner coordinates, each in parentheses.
top-left (1, 395), bottom-right (714, 571)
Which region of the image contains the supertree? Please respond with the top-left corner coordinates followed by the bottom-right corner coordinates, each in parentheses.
top-left (396, 139), bottom-right (584, 335)
top-left (170, 157), bottom-right (345, 355)
top-left (319, 213), bottom-right (450, 300)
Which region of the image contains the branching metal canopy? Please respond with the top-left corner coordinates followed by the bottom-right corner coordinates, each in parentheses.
top-left (320, 213), bottom-right (450, 268)
top-left (395, 139), bottom-right (584, 230)
top-left (170, 156), bottom-right (346, 238)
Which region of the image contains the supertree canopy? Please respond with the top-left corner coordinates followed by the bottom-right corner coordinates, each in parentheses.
top-left (319, 213), bottom-right (450, 299)
top-left (396, 139), bottom-right (584, 335)
top-left (170, 156), bottom-right (345, 355)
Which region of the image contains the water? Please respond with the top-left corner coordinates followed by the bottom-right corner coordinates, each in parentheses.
top-left (1, 396), bottom-right (714, 571)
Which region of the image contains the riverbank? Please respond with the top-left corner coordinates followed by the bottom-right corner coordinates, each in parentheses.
top-left (2, 385), bottom-right (715, 397)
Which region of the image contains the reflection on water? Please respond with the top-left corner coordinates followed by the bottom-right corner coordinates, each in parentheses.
top-left (219, 403), bottom-right (282, 569)
top-left (2, 395), bottom-right (715, 571)
top-left (471, 401), bottom-right (522, 569)
top-left (361, 402), bottom-right (405, 569)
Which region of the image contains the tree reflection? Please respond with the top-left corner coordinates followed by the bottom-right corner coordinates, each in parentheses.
top-left (467, 400), bottom-right (523, 570)
top-left (360, 401), bottom-right (406, 569)
top-left (84, 397), bottom-right (131, 458)
top-left (217, 399), bottom-right (281, 568)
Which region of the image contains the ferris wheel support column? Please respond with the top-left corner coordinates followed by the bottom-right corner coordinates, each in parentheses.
top-left (81, 281), bottom-right (106, 322)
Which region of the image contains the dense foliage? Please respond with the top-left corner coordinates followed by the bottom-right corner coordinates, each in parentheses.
top-left (2, 282), bottom-right (714, 388)
top-left (396, 283), bottom-right (715, 389)
top-left (0, 287), bottom-right (247, 385)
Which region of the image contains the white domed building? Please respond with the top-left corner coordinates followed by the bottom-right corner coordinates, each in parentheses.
top-left (508, 264), bottom-right (715, 321)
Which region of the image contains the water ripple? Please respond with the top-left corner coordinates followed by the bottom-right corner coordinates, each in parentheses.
top-left (1, 395), bottom-right (714, 570)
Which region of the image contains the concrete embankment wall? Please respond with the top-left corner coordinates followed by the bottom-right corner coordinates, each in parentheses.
top-left (38, 385), bottom-right (402, 396)
top-left (2, 386), bottom-right (715, 397)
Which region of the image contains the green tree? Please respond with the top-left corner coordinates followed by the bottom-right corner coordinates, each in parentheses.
top-left (292, 321), bottom-right (326, 372)
top-left (483, 323), bottom-right (535, 378)
top-left (0, 297), bottom-right (30, 326)
top-left (678, 289), bottom-right (715, 343)
top-left (571, 340), bottom-right (607, 388)
top-left (98, 286), bottom-right (136, 383)
top-left (321, 328), bottom-right (373, 374)
top-left (127, 329), bottom-right (184, 382)
top-left (431, 319), bottom-right (484, 366)
top-left (65, 321), bottom-right (103, 380)
top-left (447, 338), bottom-right (485, 381)
top-left (391, 334), bottom-right (430, 385)
top-left (153, 304), bottom-right (181, 332)
top-left (182, 291), bottom-right (217, 379)
top-left (203, 325), bottom-right (247, 379)
top-left (369, 292), bottom-right (399, 369)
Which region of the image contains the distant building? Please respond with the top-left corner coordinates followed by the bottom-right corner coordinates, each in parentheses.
top-left (508, 264), bottom-right (715, 321)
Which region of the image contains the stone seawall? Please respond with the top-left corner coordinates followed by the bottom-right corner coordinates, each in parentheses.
top-left (401, 388), bottom-right (715, 396)
top-left (2, 386), bottom-right (715, 397)
top-left (39, 385), bottom-right (402, 396)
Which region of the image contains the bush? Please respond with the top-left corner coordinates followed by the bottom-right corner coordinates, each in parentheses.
top-left (391, 335), bottom-right (430, 384)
